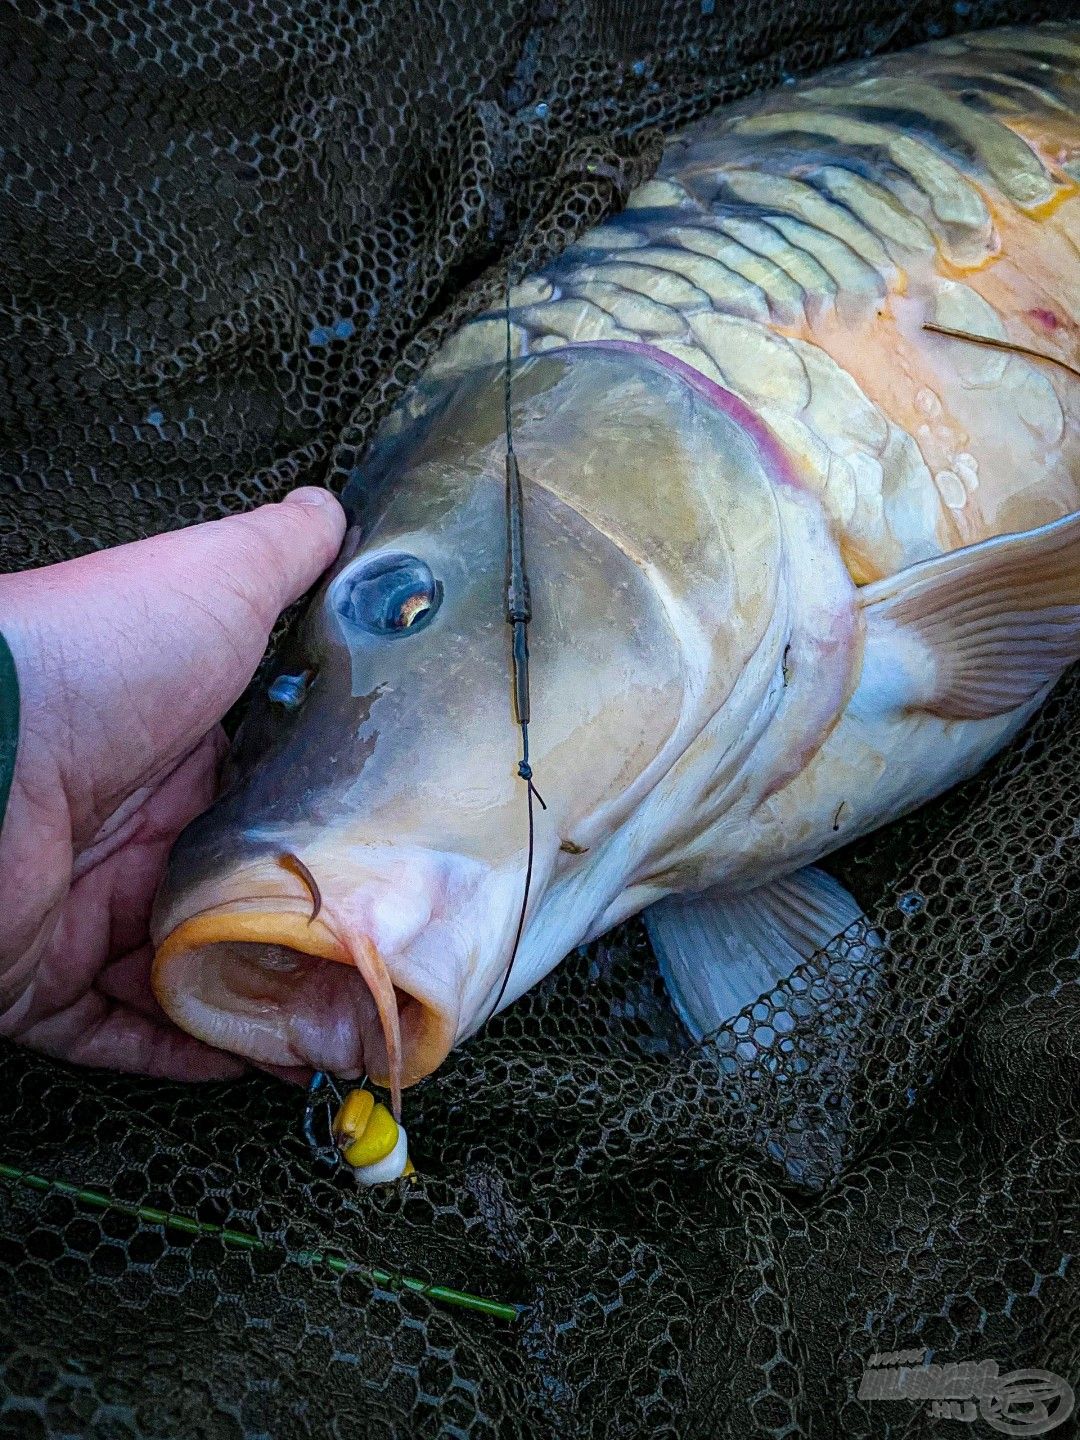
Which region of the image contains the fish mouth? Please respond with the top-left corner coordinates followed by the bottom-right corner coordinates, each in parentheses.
top-left (151, 906), bottom-right (455, 1102)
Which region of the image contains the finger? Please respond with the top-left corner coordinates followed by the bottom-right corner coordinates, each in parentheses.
top-left (18, 989), bottom-right (248, 1081)
top-left (204, 486), bottom-right (348, 632)
top-left (253, 1062), bottom-right (312, 1086)
top-left (95, 945), bottom-right (169, 1024)
top-left (100, 729), bottom-right (225, 957)
top-left (2, 489), bottom-right (345, 844)
top-left (6, 731), bottom-right (225, 988)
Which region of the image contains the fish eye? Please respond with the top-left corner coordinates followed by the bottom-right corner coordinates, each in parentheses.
top-left (333, 552), bottom-right (443, 638)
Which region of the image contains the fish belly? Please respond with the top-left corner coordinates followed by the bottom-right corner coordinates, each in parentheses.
top-left (430, 24), bottom-right (1080, 590)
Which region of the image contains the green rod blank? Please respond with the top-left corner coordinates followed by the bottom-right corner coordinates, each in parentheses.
top-left (0, 1161), bottom-right (522, 1324)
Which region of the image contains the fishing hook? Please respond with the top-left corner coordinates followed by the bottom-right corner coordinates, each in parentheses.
top-left (302, 1070), bottom-right (346, 1167)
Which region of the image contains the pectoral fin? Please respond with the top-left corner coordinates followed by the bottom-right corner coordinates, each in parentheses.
top-left (859, 510), bottom-right (1080, 720)
top-left (644, 864), bottom-right (865, 1041)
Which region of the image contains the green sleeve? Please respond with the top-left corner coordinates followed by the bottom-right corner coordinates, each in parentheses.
top-left (0, 632), bottom-right (18, 833)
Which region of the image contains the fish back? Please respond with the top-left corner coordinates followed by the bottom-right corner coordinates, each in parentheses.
top-left (431, 25), bottom-right (1080, 586)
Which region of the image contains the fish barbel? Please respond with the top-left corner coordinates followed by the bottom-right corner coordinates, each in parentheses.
top-left (151, 25), bottom-right (1080, 1102)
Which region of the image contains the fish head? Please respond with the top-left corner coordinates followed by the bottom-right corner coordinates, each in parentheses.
top-left (151, 345), bottom-right (784, 1090)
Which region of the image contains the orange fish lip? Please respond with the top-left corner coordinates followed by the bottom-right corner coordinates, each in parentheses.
top-left (152, 907), bottom-right (351, 971)
top-left (151, 904), bottom-right (457, 1092)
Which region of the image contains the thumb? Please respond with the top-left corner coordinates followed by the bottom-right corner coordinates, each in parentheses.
top-left (2, 487), bottom-right (346, 843)
top-left (183, 486), bottom-right (349, 637)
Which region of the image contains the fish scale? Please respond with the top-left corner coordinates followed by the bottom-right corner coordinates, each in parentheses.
top-left (431, 23), bottom-right (1080, 585)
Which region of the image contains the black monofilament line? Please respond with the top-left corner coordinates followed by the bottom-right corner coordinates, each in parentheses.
top-left (482, 269), bottom-right (547, 1029)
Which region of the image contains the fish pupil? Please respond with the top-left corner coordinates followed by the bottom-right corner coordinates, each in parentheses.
top-left (397, 594), bottom-right (431, 628)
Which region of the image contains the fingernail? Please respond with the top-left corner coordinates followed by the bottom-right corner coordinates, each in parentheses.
top-left (285, 486), bottom-right (339, 510)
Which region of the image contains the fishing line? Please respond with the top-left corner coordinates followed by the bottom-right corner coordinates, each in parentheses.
top-left (302, 264), bottom-right (545, 1149)
top-left (303, 1069), bottom-right (345, 1164)
top-left (481, 267), bottom-right (547, 1030)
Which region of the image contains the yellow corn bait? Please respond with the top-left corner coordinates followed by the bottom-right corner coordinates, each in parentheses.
top-left (333, 1089), bottom-right (415, 1185)
top-left (332, 1087), bottom-right (375, 1148)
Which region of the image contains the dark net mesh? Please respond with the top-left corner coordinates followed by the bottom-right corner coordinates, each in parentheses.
top-left (2, 1), bottom-right (1079, 1436)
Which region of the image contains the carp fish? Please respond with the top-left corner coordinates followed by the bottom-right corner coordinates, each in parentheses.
top-left (152, 25), bottom-right (1080, 1109)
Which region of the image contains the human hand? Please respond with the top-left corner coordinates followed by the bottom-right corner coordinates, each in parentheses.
top-left (0, 489), bottom-right (346, 1078)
